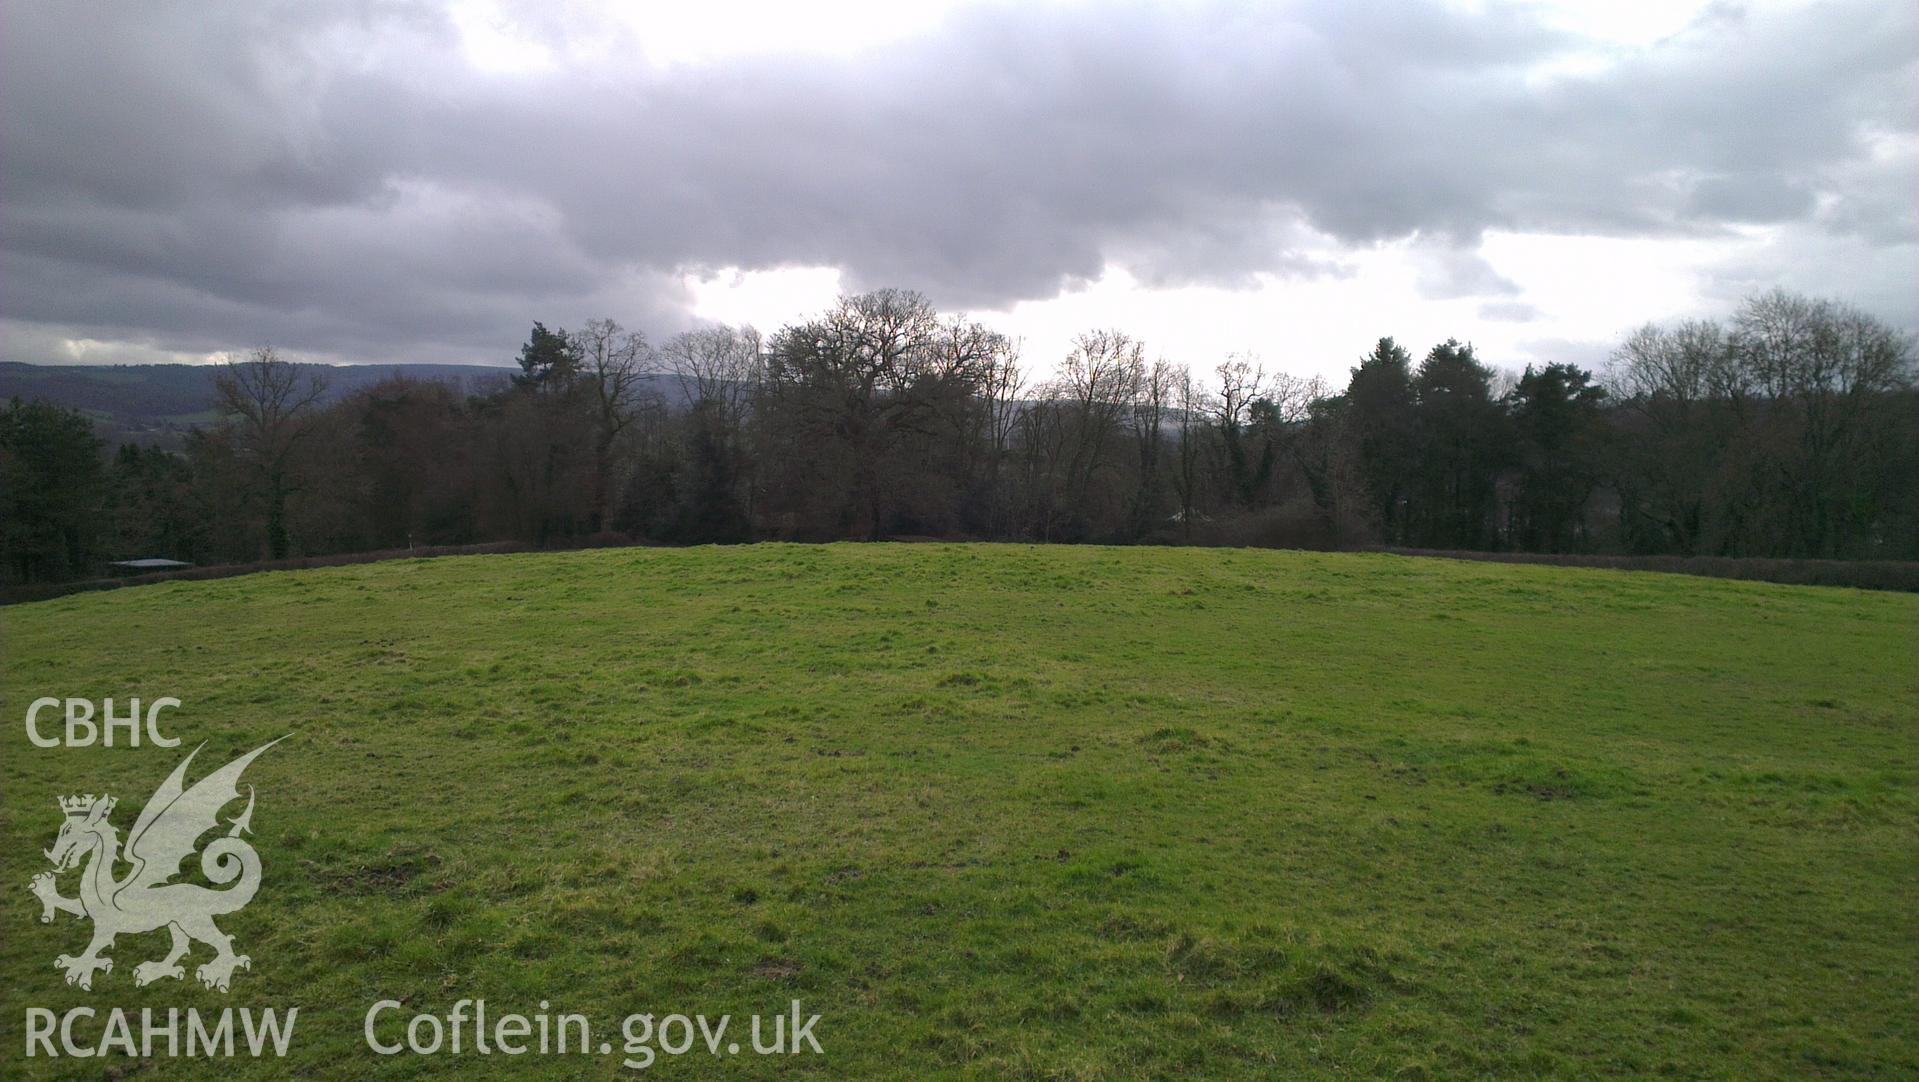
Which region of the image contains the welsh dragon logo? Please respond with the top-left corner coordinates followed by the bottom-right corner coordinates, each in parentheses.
top-left (27, 738), bottom-right (283, 992)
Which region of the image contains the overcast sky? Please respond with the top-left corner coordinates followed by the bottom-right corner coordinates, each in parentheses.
top-left (1, 0), bottom-right (1912, 381)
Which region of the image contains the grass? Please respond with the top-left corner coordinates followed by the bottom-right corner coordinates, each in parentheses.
top-left (1, 544), bottom-right (1914, 1079)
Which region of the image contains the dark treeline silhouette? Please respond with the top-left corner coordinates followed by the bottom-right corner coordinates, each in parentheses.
top-left (4, 287), bottom-right (1915, 584)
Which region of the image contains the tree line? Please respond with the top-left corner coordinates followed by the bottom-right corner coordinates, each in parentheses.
top-left (3, 287), bottom-right (1914, 583)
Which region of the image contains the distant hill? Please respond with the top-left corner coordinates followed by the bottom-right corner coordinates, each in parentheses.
top-left (0, 361), bottom-right (517, 447)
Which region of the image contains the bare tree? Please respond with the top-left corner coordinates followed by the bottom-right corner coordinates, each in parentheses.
top-left (765, 289), bottom-right (950, 538)
top-left (1046, 330), bottom-right (1144, 535)
top-left (1210, 355), bottom-right (1268, 432)
top-left (1210, 355), bottom-right (1272, 508)
top-left (571, 318), bottom-right (656, 531)
top-left (1170, 365), bottom-right (1208, 538)
top-left (1605, 292), bottom-right (1917, 556)
top-left (213, 346), bottom-right (327, 559)
top-left (1203, 356), bottom-right (1328, 515)
top-left (927, 316), bottom-right (1017, 506)
top-left (1608, 319), bottom-right (1737, 408)
top-left (1264, 370), bottom-right (1332, 512)
top-left (1127, 357), bottom-right (1179, 537)
top-left (1732, 289), bottom-right (1913, 400)
top-left (983, 348), bottom-right (1027, 461)
top-left (1606, 319), bottom-right (1742, 552)
top-left (1263, 371), bottom-right (1326, 425)
top-left (662, 324), bottom-right (763, 429)
top-left (976, 343), bottom-right (1026, 536)
top-left (1729, 290), bottom-right (1916, 554)
top-left (660, 324), bottom-right (765, 536)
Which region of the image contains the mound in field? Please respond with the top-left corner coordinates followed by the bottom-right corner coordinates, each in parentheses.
top-left (4, 545), bottom-right (1914, 1078)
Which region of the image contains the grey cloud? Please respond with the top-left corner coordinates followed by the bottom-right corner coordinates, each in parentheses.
top-left (1479, 301), bottom-right (1544, 323)
top-left (1, 0), bottom-right (1913, 363)
top-left (1685, 175), bottom-right (1814, 222)
top-left (1413, 244), bottom-right (1523, 300)
top-left (1814, 139), bottom-right (1919, 246)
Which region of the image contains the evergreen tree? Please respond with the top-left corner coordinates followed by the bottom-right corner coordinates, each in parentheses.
top-left (514, 321), bottom-right (580, 390)
top-left (1506, 364), bottom-right (1606, 551)
top-left (1343, 338), bottom-right (1417, 542)
top-left (1410, 340), bottom-right (1503, 548)
top-left (0, 398), bottom-right (107, 581)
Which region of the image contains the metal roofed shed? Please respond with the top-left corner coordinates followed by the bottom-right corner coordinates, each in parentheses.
top-left (108, 558), bottom-right (194, 573)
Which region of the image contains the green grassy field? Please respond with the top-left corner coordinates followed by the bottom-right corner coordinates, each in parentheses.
top-left (2, 545), bottom-right (1915, 1078)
